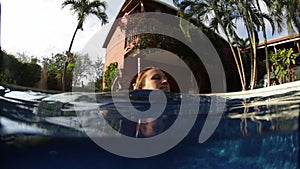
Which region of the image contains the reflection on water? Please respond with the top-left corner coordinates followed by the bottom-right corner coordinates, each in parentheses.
top-left (0, 84), bottom-right (299, 169)
top-left (226, 91), bottom-right (299, 137)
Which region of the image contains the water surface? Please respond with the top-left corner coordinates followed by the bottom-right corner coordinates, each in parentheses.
top-left (0, 83), bottom-right (299, 169)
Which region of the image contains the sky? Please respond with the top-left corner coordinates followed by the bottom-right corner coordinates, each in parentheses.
top-left (1, 0), bottom-right (175, 60)
top-left (1, 0), bottom-right (290, 61)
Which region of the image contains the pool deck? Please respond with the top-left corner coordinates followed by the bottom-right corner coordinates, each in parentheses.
top-left (203, 81), bottom-right (300, 99)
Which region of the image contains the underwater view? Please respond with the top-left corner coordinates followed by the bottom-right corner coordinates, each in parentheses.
top-left (0, 81), bottom-right (299, 169)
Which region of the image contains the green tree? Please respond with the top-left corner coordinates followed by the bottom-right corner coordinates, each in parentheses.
top-left (174, 0), bottom-right (247, 90)
top-left (0, 50), bottom-right (41, 87)
top-left (72, 54), bottom-right (89, 86)
top-left (286, 0), bottom-right (300, 33)
top-left (233, 0), bottom-right (262, 89)
top-left (0, 51), bottom-right (19, 84)
top-left (72, 54), bottom-right (99, 86)
top-left (104, 62), bottom-right (118, 91)
top-left (61, 0), bottom-right (108, 91)
top-left (44, 53), bottom-right (76, 90)
top-left (15, 52), bottom-right (33, 63)
top-left (234, 0), bottom-right (299, 88)
top-left (234, 37), bottom-right (251, 83)
top-left (94, 57), bottom-right (104, 92)
top-left (173, 0), bottom-right (289, 90)
top-left (271, 0), bottom-right (300, 34)
top-left (250, 0), bottom-right (275, 88)
top-left (18, 63), bottom-right (42, 87)
top-left (269, 48), bottom-right (299, 83)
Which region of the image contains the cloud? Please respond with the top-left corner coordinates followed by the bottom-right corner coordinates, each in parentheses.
top-left (2, 0), bottom-right (76, 57)
top-left (1, 0), bottom-right (175, 58)
top-left (1, 0), bottom-right (124, 58)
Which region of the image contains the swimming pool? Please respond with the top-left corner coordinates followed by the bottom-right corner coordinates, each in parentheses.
top-left (0, 82), bottom-right (299, 169)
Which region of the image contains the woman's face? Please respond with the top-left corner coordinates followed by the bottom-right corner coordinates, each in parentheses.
top-left (142, 69), bottom-right (170, 92)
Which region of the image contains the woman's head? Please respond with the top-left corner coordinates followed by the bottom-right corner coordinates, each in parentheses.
top-left (134, 67), bottom-right (170, 92)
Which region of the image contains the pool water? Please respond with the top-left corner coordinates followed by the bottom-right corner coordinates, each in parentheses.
top-left (0, 83), bottom-right (299, 169)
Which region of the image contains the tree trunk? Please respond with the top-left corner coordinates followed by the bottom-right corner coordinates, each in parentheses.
top-left (237, 46), bottom-right (246, 88)
top-left (62, 24), bottom-right (79, 92)
top-left (226, 35), bottom-right (246, 91)
top-left (256, 0), bottom-right (270, 87)
top-left (248, 11), bottom-right (257, 90)
top-left (250, 31), bottom-right (257, 90)
top-left (216, 13), bottom-right (246, 90)
top-left (263, 28), bottom-right (270, 87)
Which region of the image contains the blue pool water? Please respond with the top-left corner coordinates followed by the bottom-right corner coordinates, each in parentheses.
top-left (0, 83), bottom-right (299, 169)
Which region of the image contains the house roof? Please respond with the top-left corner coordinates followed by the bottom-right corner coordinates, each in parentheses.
top-left (117, 0), bottom-right (177, 18)
top-left (256, 33), bottom-right (300, 49)
top-left (102, 0), bottom-right (178, 48)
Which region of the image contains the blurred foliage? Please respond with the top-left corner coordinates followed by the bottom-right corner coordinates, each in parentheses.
top-left (44, 53), bottom-right (76, 91)
top-left (44, 53), bottom-right (105, 92)
top-left (0, 50), bottom-right (41, 87)
top-left (0, 49), bottom-right (105, 92)
top-left (94, 58), bottom-right (105, 92)
top-left (104, 62), bottom-right (118, 91)
top-left (72, 54), bottom-right (93, 86)
top-left (269, 48), bottom-right (299, 84)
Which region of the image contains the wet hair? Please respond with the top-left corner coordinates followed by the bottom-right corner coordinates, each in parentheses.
top-left (133, 67), bottom-right (180, 92)
top-left (134, 67), bottom-right (159, 90)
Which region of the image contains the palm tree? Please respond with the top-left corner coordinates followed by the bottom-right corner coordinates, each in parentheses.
top-left (174, 0), bottom-right (247, 90)
top-left (283, 0), bottom-right (300, 34)
top-left (234, 0), bottom-right (268, 89)
top-left (173, 0), bottom-right (299, 90)
top-left (263, 0), bottom-right (300, 87)
top-left (272, 0), bottom-right (300, 34)
top-left (220, 1), bottom-right (247, 90)
top-left (61, 0), bottom-right (108, 91)
top-left (234, 37), bottom-right (251, 79)
top-left (252, 0), bottom-right (275, 88)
